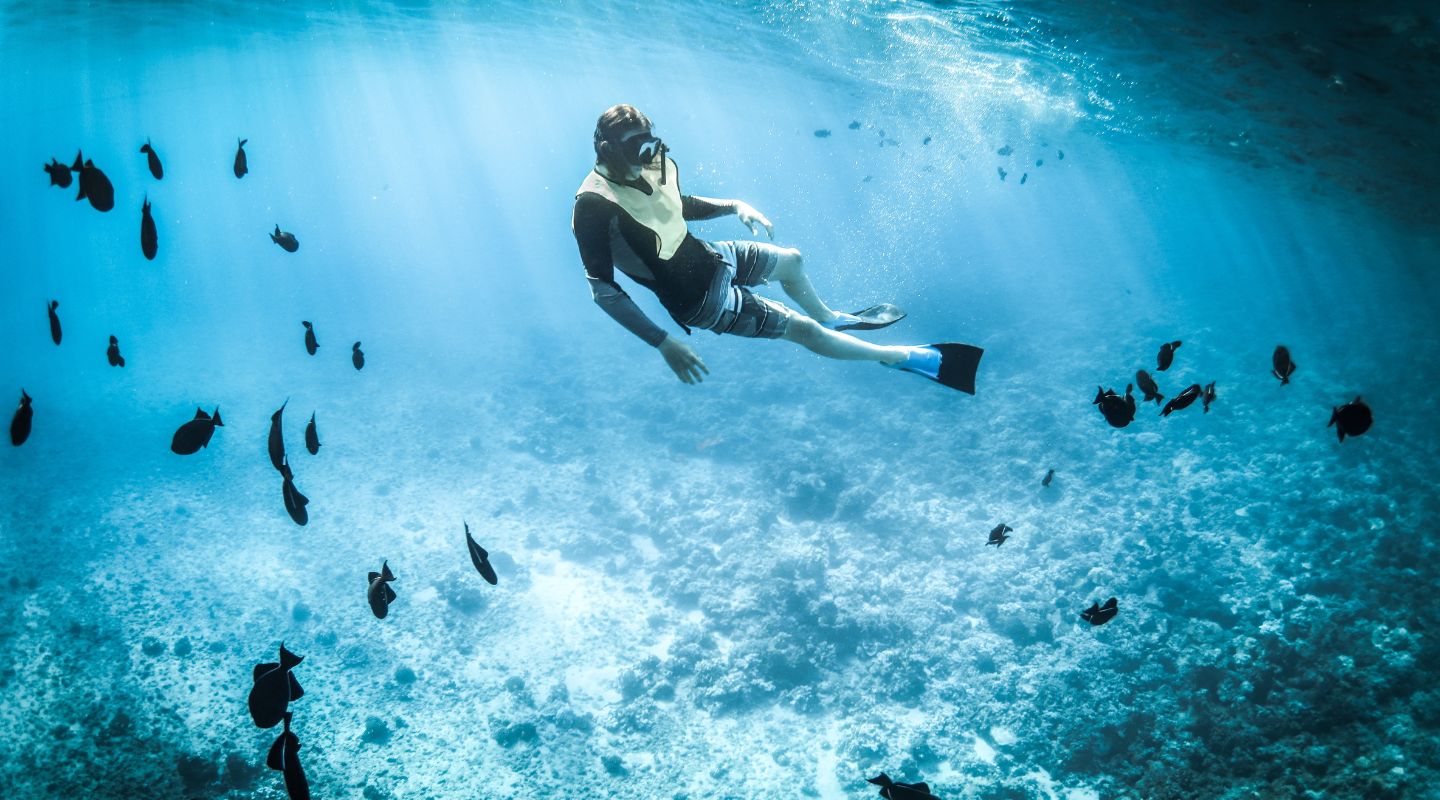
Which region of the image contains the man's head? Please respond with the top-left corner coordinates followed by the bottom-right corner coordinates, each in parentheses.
top-left (593, 104), bottom-right (663, 178)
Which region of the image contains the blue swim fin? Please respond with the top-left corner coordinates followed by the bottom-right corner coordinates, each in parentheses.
top-left (887, 342), bottom-right (983, 394)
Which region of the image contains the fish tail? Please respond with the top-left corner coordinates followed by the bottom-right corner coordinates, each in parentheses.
top-left (212, 408), bottom-right (224, 427)
top-left (278, 643), bottom-right (304, 670)
top-left (381, 560), bottom-right (395, 582)
top-left (72, 151), bottom-right (83, 171)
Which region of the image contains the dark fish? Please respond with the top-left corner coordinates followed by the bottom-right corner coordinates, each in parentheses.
top-left (1156, 340), bottom-right (1182, 371)
top-left (1041, 468), bottom-right (1054, 488)
top-left (1161, 384), bottom-right (1202, 417)
top-left (1135, 370), bottom-right (1164, 405)
top-left (271, 225), bottom-right (299, 252)
top-left (10, 390), bottom-right (32, 446)
top-left (304, 413), bottom-right (320, 455)
top-left (279, 456), bottom-right (309, 526)
top-left (248, 643), bottom-right (304, 728)
top-left (997, 167), bottom-right (1007, 181)
top-left (47, 300), bottom-right (61, 345)
top-left (1035, 158), bottom-right (1044, 167)
top-left (1202, 381), bottom-right (1217, 413)
top-left (848, 120), bottom-right (861, 130)
top-left (234, 138), bottom-right (248, 178)
top-left (367, 560), bottom-right (397, 619)
top-left (1019, 172), bottom-right (1028, 184)
top-left (1058, 149), bottom-right (1065, 159)
top-left (1329, 396), bottom-right (1372, 442)
top-left (107, 335), bottom-right (125, 367)
top-left (1081, 597), bottom-right (1118, 625)
top-left (170, 407), bottom-right (223, 454)
top-left (140, 195), bottom-right (158, 260)
top-left (986, 523), bottom-right (1012, 547)
top-left (71, 151), bottom-right (114, 212)
top-left (813, 129), bottom-right (832, 138)
top-left (996, 145), bottom-right (1013, 156)
top-left (867, 773), bottom-right (941, 800)
top-left (465, 521), bottom-right (498, 585)
top-left (880, 138), bottom-right (898, 147)
top-left (1272, 345), bottom-right (1296, 385)
top-left (266, 711), bottom-right (310, 800)
top-left (139, 138), bottom-right (163, 179)
top-left (302, 321), bottom-right (318, 355)
top-left (43, 158), bottom-right (73, 188)
top-left (1093, 384), bottom-right (1136, 428)
top-left (352, 342), bottom-right (365, 371)
top-left (922, 135), bottom-right (932, 145)
top-left (268, 400), bottom-right (288, 472)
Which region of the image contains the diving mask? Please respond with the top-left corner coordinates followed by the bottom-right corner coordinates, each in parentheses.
top-left (621, 133), bottom-right (664, 166)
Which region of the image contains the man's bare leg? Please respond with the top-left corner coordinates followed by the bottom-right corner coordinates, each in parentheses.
top-left (781, 315), bottom-right (910, 364)
top-left (768, 248), bottom-right (842, 324)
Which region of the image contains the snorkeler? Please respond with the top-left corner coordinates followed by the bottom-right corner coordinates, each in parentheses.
top-left (572, 104), bottom-right (982, 393)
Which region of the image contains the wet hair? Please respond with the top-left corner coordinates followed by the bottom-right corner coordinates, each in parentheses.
top-left (593, 104), bottom-right (651, 173)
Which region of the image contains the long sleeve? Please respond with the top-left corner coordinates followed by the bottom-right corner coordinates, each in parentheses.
top-left (682, 194), bottom-right (733, 221)
top-left (588, 277), bottom-right (668, 347)
top-left (573, 193), bottom-right (668, 347)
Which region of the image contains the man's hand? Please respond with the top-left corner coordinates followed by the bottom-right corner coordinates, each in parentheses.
top-left (733, 201), bottom-right (774, 240)
top-left (658, 336), bottom-right (709, 384)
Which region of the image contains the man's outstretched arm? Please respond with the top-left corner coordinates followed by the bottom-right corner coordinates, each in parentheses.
top-left (683, 195), bottom-right (773, 240)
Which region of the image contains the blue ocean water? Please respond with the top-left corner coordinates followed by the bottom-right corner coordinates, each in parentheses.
top-left (2, 1), bottom-right (1438, 798)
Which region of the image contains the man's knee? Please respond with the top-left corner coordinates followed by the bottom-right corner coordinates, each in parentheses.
top-left (771, 247), bottom-right (804, 282)
top-left (782, 314), bottom-right (822, 345)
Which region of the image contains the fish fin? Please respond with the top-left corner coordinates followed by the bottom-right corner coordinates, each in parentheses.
top-left (254, 662), bottom-right (278, 681)
top-left (867, 774), bottom-right (893, 788)
top-left (288, 672), bottom-right (304, 700)
top-left (278, 643), bottom-right (303, 670)
top-left (72, 151), bottom-right (83, 171)
top-left (266, 731), bottom-right (286, 770)
top-left (1328, 408), bottom-right (1338, 427)
top-left (1173, 340), bottom-right (1182, 348)
top-left (1103, 597), bottom-right (1117, 610)
top-left (212, 408), bottom-right (223, 427)
top-left (385, 584), bottom-right (397, 603)
top-left (194, 408), bottom-right (209, 420)
top-left (368, 572), bottom-right (380, 584)
top-left (239, 138), bottom-right (247, 147)
top-left (381, 561), bottom-right (395, 581)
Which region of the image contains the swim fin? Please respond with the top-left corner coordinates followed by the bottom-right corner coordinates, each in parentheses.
top-left (888, 342), bottom-right (984, 394)
top-left (828, 303), bottom-right (907, 331)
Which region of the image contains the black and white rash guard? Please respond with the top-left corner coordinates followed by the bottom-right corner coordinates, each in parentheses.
top-left (572, 172), bottom-right (732, 346)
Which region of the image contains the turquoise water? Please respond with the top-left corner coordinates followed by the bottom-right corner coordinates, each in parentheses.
top-left (2, 2), bottom-right (1438, 798)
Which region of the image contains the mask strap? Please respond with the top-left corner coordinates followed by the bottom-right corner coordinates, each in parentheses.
top-left (658, 143), bottom-right (668, 185)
